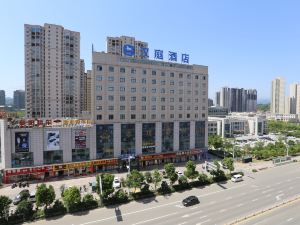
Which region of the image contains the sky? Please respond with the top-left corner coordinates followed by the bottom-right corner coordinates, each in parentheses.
top-left (1, 0), bottom-right (300, 102)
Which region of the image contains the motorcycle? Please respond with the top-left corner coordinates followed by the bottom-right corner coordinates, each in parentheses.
top-left (11, 183), bottom-right (17, 189)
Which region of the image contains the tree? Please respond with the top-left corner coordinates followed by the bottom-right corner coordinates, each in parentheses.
top-left (0, 195), bottom-right (12, 220)
top-left (184, 160), bottom-right (199, 181)
top-left (223, 157), bottom-right (234, 172)
top-left (144, 171), bottom-right (153, 184)
top-left (152, 169), bottom-right (162, 191)
top-left (126, 169), bottom-right (144, 192)
top-left (178, 175), bottom-right (188, 185)
top-left (198, 173), bottom-right (210, 185)
top-left (63, 186), bottom-right (81, 211)
top-left (36, 183), bottom-right (55, 209)
top-left (164, 163), bottom-right (178, 185)
top-left (15, 200), bottom-right (33, 220)
top-left (97, 173), bottom-right (115, 199)
top-left (208, 135), bottom-right (224, 150)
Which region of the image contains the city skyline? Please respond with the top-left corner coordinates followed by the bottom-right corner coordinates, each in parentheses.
top-left (1, 0), bottom-right (300, 101)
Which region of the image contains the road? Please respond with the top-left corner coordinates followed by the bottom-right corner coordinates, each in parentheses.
top-left (240, 199), bottom-right (300, 225)
top-left (24, 162), bottom-right (300, 225)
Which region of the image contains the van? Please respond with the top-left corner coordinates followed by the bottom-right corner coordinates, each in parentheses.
top-left (28, 191), bottom-right (36, 203)
top-left (231, 174), bottom-right (243, 182)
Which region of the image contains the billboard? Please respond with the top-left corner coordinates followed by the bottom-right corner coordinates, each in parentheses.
top-left (46, 131), bottom-right (60, 150)
top-left (75, 129), bottom-right (87, 149)
top-left (15, 132), bottom-right (29, 152)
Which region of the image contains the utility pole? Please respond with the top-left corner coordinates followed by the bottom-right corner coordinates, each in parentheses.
top-left (99, 174), bottom-right (103, 207)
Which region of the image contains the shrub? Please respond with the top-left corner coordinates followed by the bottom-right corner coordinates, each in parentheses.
top-left (82, 194), bottom-right (98, 210)
top-left (103, 189), bottom-right (129, 206)
top-left (172, 183), bottom-right (191, 191)
top-left (44, 200), bottom-right (67, 218)
top-left (252, 169), bottom-right (258, 173)
top-left (198, 173), bottom-right (210, 185)
top-left (131, 190), bottom-right (155, 200)
top-left (157, 181), bottom-right (173, 195)
top-left (15, 200), bottom-right (33, 220)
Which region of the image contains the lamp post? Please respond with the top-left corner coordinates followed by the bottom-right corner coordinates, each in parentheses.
top-left (99, 174), bottom-right (103, 207)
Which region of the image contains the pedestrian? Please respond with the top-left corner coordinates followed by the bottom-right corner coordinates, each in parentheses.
top-left (80, 186), bottom-right (82, 192)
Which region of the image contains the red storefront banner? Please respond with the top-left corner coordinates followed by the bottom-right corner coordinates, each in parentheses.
top-left (5, 166), bottom-right (53, 176)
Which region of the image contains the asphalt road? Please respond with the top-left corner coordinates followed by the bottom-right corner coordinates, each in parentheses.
top-left (26, 162), bottom-right (300, 225)
top-left (240, 199), bottom-right (300, 225)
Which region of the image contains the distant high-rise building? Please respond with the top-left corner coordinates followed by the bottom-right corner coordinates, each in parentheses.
top-left (25, 23), bottom-right (80, 118)
top-left (270, 77), bottom-right (285, 114)
top-left (107, 36), bottom-right (149, 59)
top-left (0, 90), bottom-right (5, 106)
top-left (80, 59), bottom-right (86, 113)
top-left (217, 87), bottom-right (257, 112)
top-left (215, 91), bottom-right (220, 106)
top-left (13, 90), bottom-right (25, 109)
top-left (86, 70), bottom-right (92, 113)
top-left (208, 98), bottom-right (214, 107)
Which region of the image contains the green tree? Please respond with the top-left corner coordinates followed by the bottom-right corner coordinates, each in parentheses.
top-left (0, 195), bottom-right (12, 220)
top-left (178, 175), bottom-right (188, 185)
top-left (208, 135), bottom-right (224, 149)
top-left (164, 163), bottom-right (178, 185)
top-left (97, 173), bottom-right (115, 198)
top-left (223, 157), bottom-right (234, 172)
top-left (144, 171), bottom-right (153, 183)
top-left (126, 169), bottom-right (144, 192)
top-left (63, 186), bottom-right (81, 211)
top-left (198, 173), bottom-right (210, 185)
top-left (152, 169), bottom-right (162, 191)
top-left (36, 183), bottom-right (56, 209)
top-left (15, 200), bottom-right (33, 220)
top-left (184, 160), bottom-right (199, 181)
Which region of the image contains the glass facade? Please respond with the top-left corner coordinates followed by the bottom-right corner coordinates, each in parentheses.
top-left (72, 149), bottom-right (90, 162)
top-left (11, 152), bottom-right (34, 168)
top-left (43, 150), bottom-right (63, 164)
top-left (121, 124), bottom-right (135, 155)
top-left (162, 122), bottom-right (174, 152)
top-left (96, 125), bottom-right (114, 158)
top-left (142, 123), bottom-right (156, 154)
top-left (195, 121), bottom-right (205, 148)
top-left (179, 122), bottom-right (190, 150)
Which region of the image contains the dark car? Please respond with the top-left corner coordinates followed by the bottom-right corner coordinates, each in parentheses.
top-left (13, 189), bottom-right (29, 205)
top-left (182, 195), bottom-right (200, 207)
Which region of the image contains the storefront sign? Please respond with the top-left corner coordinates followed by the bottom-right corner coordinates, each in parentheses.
top-left (68, 161), bottom-right (91, 170)
top-left (92, 158), bottom-right (118, 166)
top-left (5, 166), bottom-right (52, 176)
top-left (53, 164), bottom-right (68, 171)
top-left (176, 149), bottom-right (200, 156)
top-left (139, 152), bottom-right (176, 161)
top-left (75, 129), bottom-right (87, 148)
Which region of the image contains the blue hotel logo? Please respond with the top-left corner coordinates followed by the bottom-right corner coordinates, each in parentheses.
top-left (123, 44), bottom-right (135, 57)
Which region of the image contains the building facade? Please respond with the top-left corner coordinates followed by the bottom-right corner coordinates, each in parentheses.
top-left (25, 23), bottom-right (81, 118)
top-left (0, 90), bottom-right (5, 106)
top-left (270, 77), bottom-right (285, 114)
top-left (13, 90), bottom-right (25, 109)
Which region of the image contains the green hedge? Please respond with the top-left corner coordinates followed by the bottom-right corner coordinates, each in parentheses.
top-left (131, 190), bottom-right (155, 200)
top-left (44, 200), bottom-right (67, 218)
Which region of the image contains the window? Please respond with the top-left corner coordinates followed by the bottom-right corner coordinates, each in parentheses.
top-left (170, 98), bottom-right (174, 102)
top-left (187, 82), bottom-right (191, 87)
top-left (120, 114), bottom-right (125, 120)
top-left (108, 106), bottom-right (114, 110)
top-left (97, 115), bottom-right (102, 120)
top-left (109, 115), bottom-right (114, 120)
top-left (161, 71), bottom-right (165, 76)
top-left (203, 75), bottom-right (206, 80)
top-left (161, 106), bottom-right (166, 110)
top-left (142, 114), bottom-right (146, 119)
top-left (120, 96), bottom-right (125, 101)
top-left (142, 87), bottom-right (147, 93)
top-left (96, 85), bottom-right (102, 91)
top-left (109, 66), bottom-right (114, 72)
top-left (151, 105), bottom-right (156, 110)
top-left (151, 114), bottom-right (156, 119)
top-left (131, 97), bottom-right (136, 101)
top-left (187, 90), bottom-right (192, 94)
top-left (96, 106), bottom-right (102, 110)
top-left (152, 79), bottom-right (156, 84)
top-left (120, 67), bottom-right (125, 73)
top-left (161, 97), bottom-right (166, 102)
top-left (161, 114), bottom-right (165, 119)
top-left (195, 98), bottom-right (199, 103)
top-left (120, 77), bottom-right (125, 82)
top-left (96, 96), bottom-right (102, 100)
top-left (179, 73), bottom-right (183, 78)
top-left (152, 70), bottom-right (156, 75)
top-left (97, 65), bottom-right (102, 71)
top-left (195, 106), bottom-right (198, 110)
top-left (170, 114), bottom-right (174, 118)
top-left (170, 72), bottom-right (174, 77)
top-left (131, 88), bottom-right (136, 93)
top-left (108, 96), bottom-right (114, 101)
top-left (170, 81), bottom-right (174, 85)
top-left (120, 105), bottom-right (125, 110)
top-left (161, 88), bottom-right (165, 93)
top-left (131, 114), bottom-right (136, 119)
top-left (195, 75), bottom-right (199, 79)
top-left (179, 81), bottom-right (183, 86)
top-left (202, 106), bottom-right (206, 110)
top-left (142, 105), bottom-right (146, 110)
top-left (187, 74), bottom-right (191, 79)
top-left (152, 88), bottom-right (156, 93)
top-left (120, 87), bottom-right (125, 92)
top-left (179, 114), bottom-right (182, 118)
top-left (187, 106), bottom-right (191, 110)
top-left (108, 87), bottom-right (114, 91)
top-left (170, 106), bottom-right (174, 110)
top-left (151, 97), bottom-right (156, 102)
top-left (170, 90), bottom-right (175, 94)
top-left (96, 75), bottom-right (102, 81)
top-left (108, 76), bottom-right (114, 81)
top-left (131, 68), bottom-right (136, 74)
top-left (131, 78), bottom-right (136, 83)
top-left (142, 96), bottom-right (146, 101)
top-left (179, 98), bottom-right (183, 102)
top-left (179, 106), bottom-right (183, 110)
top-left (202, 113), bottom-right (206, 118)
top-left (131, 106), bottom-right (136, 110)
top-left (142, 78), bottom-right (146, 84)
top-left (143, 69), bottom-right (147, 75)
top-left (187, 114), bottom-right (190, 118)
top-left (195, 114), bottom-right (198, 118)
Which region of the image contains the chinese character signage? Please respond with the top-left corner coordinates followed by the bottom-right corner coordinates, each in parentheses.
top-left (140, 47), bottom-right (149, 58)
top-left (15, 132), bottom-right (29, 152)
top-left (154, 50), bottom-right (163, 60)
top-left (123, 44), bottom-right (135, 57)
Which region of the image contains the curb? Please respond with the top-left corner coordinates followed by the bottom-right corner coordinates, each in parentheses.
top-left (226, 195), bottom-right (300, 225)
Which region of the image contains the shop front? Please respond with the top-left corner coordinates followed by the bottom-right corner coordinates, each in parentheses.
top-left (92, 158), bottom-right (119, 172)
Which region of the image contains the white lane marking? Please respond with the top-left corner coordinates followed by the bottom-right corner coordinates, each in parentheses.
top-left (277, 190), bottom-right (283, 193)
top-left (219, 208), bottom-right (227, 213)
top-left (191, 206), bottom-right (200, 210)
top-left (181, 210), bottom-right (203, 218)
top-left (178, 222), bottom-right (187, 225)
top-left (262, 188), bottom-right (274, 194)
top-left (287, 217), bottom-right (294, 222)
top-left (276, 194), bottom-right (284, 201)
top-left (175, 204), bottom-right (184, 208)
top-left (289, 186), bottom-right (294, 190)
top-left (225, 196), bottom-right (232, 200)
top-left (77, 184), bottom-right (246, 225)
top-left (251, 185), bottom-right (259, 188)
top-left (132, 212), bottom-right (177, 225)
top-left (236, 203), bottom-right (244, 207)
top-left (252, 198), bottom-right (258, 202)
top-left (275, 182), bottom-right (281, 185)
top-left (196, 219), bottom-right (211, 225)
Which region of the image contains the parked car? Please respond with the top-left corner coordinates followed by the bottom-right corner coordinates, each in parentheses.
top-left (182, 196), bottom-right (200, 207)
top-left (231, 174), bottom-right (243, 182)
top-left (13, 189), bottom-right (29, 205)
top-left (176, 171), bottom-right (184, 177)
top-left (113, 177), bottom-right (121, 189)
top-left (28, 191), bottom-right (36, 202)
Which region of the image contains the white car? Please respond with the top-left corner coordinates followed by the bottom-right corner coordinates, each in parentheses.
top-left (113, 177), bottom-right (121, 189)
top-left (176, 171), bottom-right (184, 177)
top-left (231, 174), bottom-right (243, 182)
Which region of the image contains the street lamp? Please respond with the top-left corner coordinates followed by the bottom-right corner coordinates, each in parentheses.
top-left (98, 174), bottom-right (103, 206)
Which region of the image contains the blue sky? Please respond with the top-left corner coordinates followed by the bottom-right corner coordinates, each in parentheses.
top-left (1, 0), bottom-right (300, 102)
